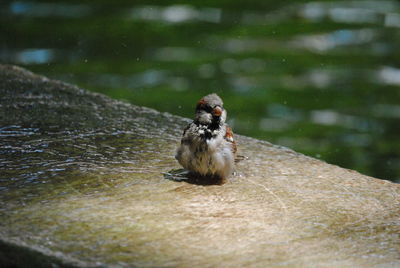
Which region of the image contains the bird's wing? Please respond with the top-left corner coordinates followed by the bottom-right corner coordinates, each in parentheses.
top-left (224, 125), bottom-right (237, 154)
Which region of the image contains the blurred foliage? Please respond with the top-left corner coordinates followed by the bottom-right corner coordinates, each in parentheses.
top-left (1, 0), bottom-right (400, 182)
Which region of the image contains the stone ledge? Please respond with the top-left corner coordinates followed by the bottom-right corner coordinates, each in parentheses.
top-left (0, 64), bottom-right (399, 267)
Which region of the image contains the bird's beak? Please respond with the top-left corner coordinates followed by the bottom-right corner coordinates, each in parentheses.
top-left (213, 106), bottom-right (222, 117)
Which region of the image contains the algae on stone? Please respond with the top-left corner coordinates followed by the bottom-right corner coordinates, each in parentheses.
top-left (0, 65), bottom-right (399, 267)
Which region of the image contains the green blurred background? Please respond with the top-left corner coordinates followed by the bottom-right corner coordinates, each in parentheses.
top-left (1, 0), bottom-right (400, 182)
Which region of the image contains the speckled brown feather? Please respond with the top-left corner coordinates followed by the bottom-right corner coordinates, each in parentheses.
top-left (196, 98), bottom-right (206, 110)
top-left (224, 126), bottom-right (237, 154)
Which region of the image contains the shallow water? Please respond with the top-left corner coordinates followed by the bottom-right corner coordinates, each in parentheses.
top-left (1, 0), bottom-right (400, 182)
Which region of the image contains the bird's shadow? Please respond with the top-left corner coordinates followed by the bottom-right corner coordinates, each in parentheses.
top-left (163, 169), bottom-right (225, 185)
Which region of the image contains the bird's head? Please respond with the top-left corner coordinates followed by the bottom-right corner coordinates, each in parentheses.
top-left (195, 93), bottom-right (226, 128)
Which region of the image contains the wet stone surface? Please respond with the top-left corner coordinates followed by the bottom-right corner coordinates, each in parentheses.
top-left (0, 64), bottom-right (399, 267)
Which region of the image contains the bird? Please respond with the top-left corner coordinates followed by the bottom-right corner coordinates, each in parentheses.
top-left (175, 93), bottom-right (236, 182)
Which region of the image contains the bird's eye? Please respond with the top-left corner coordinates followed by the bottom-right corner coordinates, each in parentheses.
top-left (203, 104), bottom-right (213, 113)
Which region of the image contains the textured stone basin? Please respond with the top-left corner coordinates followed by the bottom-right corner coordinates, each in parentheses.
top-left (0, 65), bottom-right (399, 267)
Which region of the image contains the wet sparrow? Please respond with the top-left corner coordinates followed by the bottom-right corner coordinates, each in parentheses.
top-left (175, 93), bottom-right (236, 181)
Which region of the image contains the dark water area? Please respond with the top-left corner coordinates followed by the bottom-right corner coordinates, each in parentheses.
top-left (1, 0), bottom-right (400, 182)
